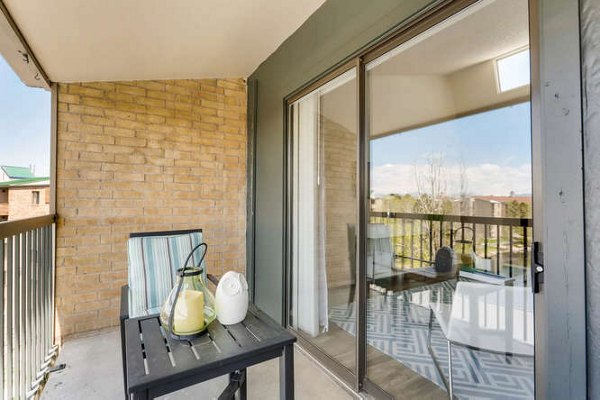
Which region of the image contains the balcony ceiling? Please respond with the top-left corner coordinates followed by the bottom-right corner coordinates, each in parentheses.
top-left (372, 0), bottom-right (529, 76)
top-left (2, 0), bottom-right (326, 82)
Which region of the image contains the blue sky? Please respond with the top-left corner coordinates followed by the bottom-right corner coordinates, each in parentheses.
top-left (371, 102), bottom-right (531, 168)
top-left (0, 56), bottom-right (51, 177)
top-left (370, 102), bottom-right (532, 196)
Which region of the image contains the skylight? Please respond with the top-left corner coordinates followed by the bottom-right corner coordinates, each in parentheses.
top-left (496, 49), bottom-right (530, 92)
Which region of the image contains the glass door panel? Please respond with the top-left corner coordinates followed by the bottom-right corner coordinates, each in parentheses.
top-left (289, 69), bottom-right (358, 375)
top-left (365, 0), bottom-right (534, 398)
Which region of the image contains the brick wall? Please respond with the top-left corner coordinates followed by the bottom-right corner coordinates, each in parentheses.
top-left (55, 79), bottom-right (246, 339)
top-left (322, 117), bottom-right (357, 289)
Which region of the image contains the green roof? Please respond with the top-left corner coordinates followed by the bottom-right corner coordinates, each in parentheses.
top-left (0, 177), bottom-right (49, 188)
top-left (1, 165), bottom-right (35, 179)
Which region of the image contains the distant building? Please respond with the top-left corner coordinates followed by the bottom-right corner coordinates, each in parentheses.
top-left (453, 197), bottom-right (503, 218)
top-left (0, 166), bottom-right (50, 221)
top-left (474, 195), bottom-right (532, 218)
top-left (453, 195), bottom-right (532, 218)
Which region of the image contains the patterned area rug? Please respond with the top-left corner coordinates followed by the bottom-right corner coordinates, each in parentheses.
top-left (328, 281), bottom-right (534, 400)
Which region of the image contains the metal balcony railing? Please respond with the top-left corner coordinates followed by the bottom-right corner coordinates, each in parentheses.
top-left (0, 215), bottom-right (58, 399)
top-left (370, 211), bottom-right (533, 282)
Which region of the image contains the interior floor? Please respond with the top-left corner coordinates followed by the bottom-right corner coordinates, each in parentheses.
top-left (306, 272), bottom-right (533, 399)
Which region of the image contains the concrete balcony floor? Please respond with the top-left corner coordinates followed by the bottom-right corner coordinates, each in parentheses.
top-left (41, 328), bottom-right (358, 400)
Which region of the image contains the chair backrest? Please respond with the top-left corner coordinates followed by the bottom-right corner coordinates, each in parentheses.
top-left (366, 223), bottom-right (394, 277)
top-left (347, 223), bottom-right (356, 273)
top-left (127, 229), bottom-right (206, 318)
top-left (367, 223), bottom-right (393, 256)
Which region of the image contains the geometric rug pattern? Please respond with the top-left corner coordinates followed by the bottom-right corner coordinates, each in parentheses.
top-left (328, 281), bottom-right (534, 399)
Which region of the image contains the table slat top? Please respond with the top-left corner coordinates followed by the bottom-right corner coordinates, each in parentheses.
top-left (125, 305), bottom-right (295, 393)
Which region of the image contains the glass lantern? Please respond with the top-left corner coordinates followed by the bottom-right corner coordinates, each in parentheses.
top-left (454, 226), bottom-right (476, 268)
top-left (160, 243), bottom-right (216, 339)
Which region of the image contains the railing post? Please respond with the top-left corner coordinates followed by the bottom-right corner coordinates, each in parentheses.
top-left (29, 229), bottom-right (39, 390)
top-left (20, 232), bottom-right (26, 399)
top-left (496, 225), bottom-right (501, 274)
top-left (410, 221), bottom-right (414, 268)
top-left (428, 221), bottom-right (433, 263)
top-left (509, 225), bottom-right (513, 278)
top-left (6, 236), bottom-right (13, 399)
top-left (420, 220), bottom-right (424, 267)
top-left (523, 225), bottom-right (529, 285)
top-left (27, 229), bottom-right (34, 395)
top-left (472, 223), bottom-right (477, 258)
top-left (0, 238), bottom-right (3, 400)
top-left (42, 226), bottom-right (48, 365)
top-left (484, 224), bottom-right (488, 259)
top-left (34, 227), bottom-right (40, 387)
top-left (401, 218), bottom-right (405, 270)
top-left (460, 222), bottom-right (465, 254)
top-left (13, 233), bottom-right (20, 399)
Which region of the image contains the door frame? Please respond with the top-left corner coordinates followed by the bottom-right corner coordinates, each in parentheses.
top-left (279, 0), bottom-right (587, 398)
top-left (529, 0), bottom-right (586, 398)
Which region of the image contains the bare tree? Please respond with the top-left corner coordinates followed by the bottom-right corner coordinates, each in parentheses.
top-left (414, 154), bottom-right (447, 215)
top-left (412, 154), bottom-right (448, 262)
top-left (458, 160), bottom-right (470, 215)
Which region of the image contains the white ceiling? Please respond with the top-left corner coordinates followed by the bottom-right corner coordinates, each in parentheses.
top-left (369, 0), bottom-right (529, 76)
top-left (2, 0), bottom-right (326, 82)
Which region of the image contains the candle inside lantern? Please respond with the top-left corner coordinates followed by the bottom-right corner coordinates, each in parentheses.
top-left (173, 290), bottom-right (205, 334)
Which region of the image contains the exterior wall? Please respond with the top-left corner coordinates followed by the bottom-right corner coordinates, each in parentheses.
top-left (249, 0), bottom-right (436, 323)
top-left (7, 186), bottom-right (50, 220)
top-left (55, 79), bottom-right (246, 339)
top-left (582, 0), bottom-right (600, 395)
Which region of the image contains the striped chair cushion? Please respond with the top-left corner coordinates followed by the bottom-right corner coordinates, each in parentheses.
top-left (127, 231), bottom-right (206, 318)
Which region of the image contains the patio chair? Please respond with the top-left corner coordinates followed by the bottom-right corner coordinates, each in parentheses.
top-left (347, 222), bottom-right (396, 286)
top-left (119, 229), bottom-right (219, 398)
top-left (367, 223), bottom-right (395, 280)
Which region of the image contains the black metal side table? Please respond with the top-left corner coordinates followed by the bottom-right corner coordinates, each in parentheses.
top-left (123, 305), bottom-right (296, 399)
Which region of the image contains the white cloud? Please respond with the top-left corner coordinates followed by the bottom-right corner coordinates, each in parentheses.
top-left (371, 163), bottom-right (532, 197)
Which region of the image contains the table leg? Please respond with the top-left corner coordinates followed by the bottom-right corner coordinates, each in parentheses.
top-left (221, 371), bottom-right (244, 400)
top-left (132, 389), bottom-right (149, 400)
top-left (240, 369), bottom-right (247, 400)
top-left (279, 344), bottom-right (294, 400)
top-left (121, 319), bottom-right (128, 400)
top-left (427, 308), bottom-right (452, 399)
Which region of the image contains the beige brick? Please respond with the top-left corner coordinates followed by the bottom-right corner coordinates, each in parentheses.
top-left (56, 78), bottom-right (247, 340)
top-left (116, 84), bottom-right (146, 97)
top-left (69, 85), bottom-right (105, 98)
top-left (116, 137), bottom-right (146, 147)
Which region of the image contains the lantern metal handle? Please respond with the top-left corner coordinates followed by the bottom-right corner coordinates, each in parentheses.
top-left (167, 242), bottom-right (208, 338)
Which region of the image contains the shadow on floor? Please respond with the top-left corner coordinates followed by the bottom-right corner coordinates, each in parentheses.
top-left (41, 327), bottom-right (357, 400)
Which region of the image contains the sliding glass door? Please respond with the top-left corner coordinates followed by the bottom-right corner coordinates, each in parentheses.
top-left (287, 1), bottom-right (536, 398)
top-left (365, 0), bottom-right (534, 398)
top-left (289, 69), bottom-right (358, 376)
